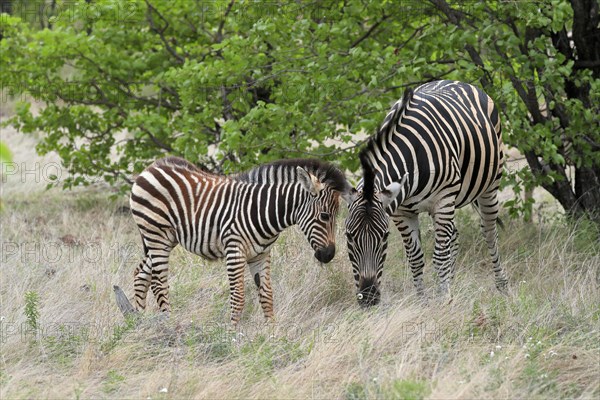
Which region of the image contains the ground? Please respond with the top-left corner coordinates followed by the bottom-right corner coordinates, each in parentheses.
top-left (0, 125), bottom-right (599, 399)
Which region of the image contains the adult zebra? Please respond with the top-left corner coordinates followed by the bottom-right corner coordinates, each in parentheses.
top-left (130, 156), bottom-right (352, 324)
top-left (345, 80), bottom-right (508, 306)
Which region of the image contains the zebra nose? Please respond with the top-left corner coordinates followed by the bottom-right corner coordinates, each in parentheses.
top-left (314, 244), bottom-right (335, 263)
top-left (357, 283), bottom-right (380, 307)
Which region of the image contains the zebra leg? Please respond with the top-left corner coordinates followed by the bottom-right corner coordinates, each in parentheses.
top-left (150, 268), bottom-right (171, 313)
top-left (476, 191), bottom-right (508, 291)
top-left (226, 247), bottom-right (247, 326)
top-left (432, 203), bottom-right (458, 298)
top-left (249, 253), bottom-right (274, 322)
top-left (448, 224), bottom-right (459, 281)
top-left (393, 213), bottom-right (426, 297)
top-left (144, 244), bottom-right (174, 312)
top-left (133, 252), bottom-right (152, 311)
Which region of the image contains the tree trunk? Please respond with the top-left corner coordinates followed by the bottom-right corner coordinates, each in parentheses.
top-left (429, 0), bottom-right (600, 222)
top-left (575, 167), bottom-right (600, 220)
top-left (0, 0), bottom-right (12, 14)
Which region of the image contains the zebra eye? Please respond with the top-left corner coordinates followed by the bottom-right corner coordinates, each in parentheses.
top-left (383, 231), bottom-right (390, 241)
top-left (320, 212), bottom-right (331, 222)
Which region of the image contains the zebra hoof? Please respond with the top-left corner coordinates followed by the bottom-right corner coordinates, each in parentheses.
top-left (152, 312), bottom-right (170, 324)
top-left (496, 280), bottom-right (509, 294)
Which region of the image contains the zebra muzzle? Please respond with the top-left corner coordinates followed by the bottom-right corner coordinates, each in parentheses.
top-left (357, 284), bottom-right (380, 307)
top-left (314, 244), bottom-right (335, 263)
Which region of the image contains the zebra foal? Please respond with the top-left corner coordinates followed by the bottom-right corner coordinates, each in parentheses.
top-left (345, 80), bottom-right (509, 306)
top-left (129, 157), bottom-right (352, 324)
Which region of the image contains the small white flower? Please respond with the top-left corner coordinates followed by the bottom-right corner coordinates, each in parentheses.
top-left (372, 377), bottom-right (378, 383)
top-left (490, 351), bottom-right (495, 358)
top-left (0, 316), bottom-right (5, 322)
top-left (159, 387), bottom-right (168, 393)
top-left (525, 353), bottom-right (530, 358)
top-left (548, 350), bottom-right (557, 357)
top-left (495, 345), bottom-right (502, 349)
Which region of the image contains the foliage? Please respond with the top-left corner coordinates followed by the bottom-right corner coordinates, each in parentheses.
top-left (100, 314), bottom-right (137, 353)
top-left (345, 382), bottom-right (367, 400)
top-left (240, 334), bottom-right (306, 379)
top-left (344, 378), bottom-right (430, 400)
top-left (0, 141), bottom-right (12, 210)
top-left (0, 141), bottom-right (11, 163)
top-left (23, 290), bottom-right (40, 332)
top-left (102, 370), bottom-right (126, 394)
top-left (43, 324), bottom-right (87, 367)
top-left (387, 379), bottom-right (430, 400)
top-left (1, 0), bottom-right (599, 219)
top-left (427, 0), bottom-right (600, 220)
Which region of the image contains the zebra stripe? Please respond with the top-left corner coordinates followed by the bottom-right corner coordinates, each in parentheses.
top-left (345, 80), bottom-right (508, 306)
top-left (130, 157), bottom-right (350, 324)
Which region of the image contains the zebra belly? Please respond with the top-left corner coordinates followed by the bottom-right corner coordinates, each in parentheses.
top-left (400, 181), bottom-right (492, 214)
top-left (176, 226), bottom-right (226, 261)
top-left (455, 168), bottom-right (499, 208)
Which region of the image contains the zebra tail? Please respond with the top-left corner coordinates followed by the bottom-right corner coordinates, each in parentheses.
top-left (113, 285), bottom-right (138, 318)
top-left (472, 200), bottom-right (505, 230)
top-left (497, 216), bottom-right (505, 230)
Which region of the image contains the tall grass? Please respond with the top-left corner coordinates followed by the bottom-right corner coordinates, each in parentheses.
top-left (1, 190), bottom-right (598, 399)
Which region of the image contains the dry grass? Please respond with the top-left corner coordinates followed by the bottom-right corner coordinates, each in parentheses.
top-left (1, 116), bottom-right (598, 399)
top-left (1, 185), bottom-right (598, 399)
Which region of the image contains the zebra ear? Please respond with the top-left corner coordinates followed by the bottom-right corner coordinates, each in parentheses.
top-left (296, 167), bottom-right (321, 195)
top-left (378, 175), bottom-right (407, 208)
top-left (341, 188), bottom-right (358, 204)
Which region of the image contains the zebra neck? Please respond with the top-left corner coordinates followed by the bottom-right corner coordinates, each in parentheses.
top-left (241, 182), bottom-right (310, 235)
top-left (277, 183), bottom-right (311, 230)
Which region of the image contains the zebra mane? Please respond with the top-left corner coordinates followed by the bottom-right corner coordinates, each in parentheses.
top-left (153, 156), bottom-right (202, 172)
top-left (234, 158), bottom-right (350, 193)
top-left (360, 87), bottom-right (413, 206)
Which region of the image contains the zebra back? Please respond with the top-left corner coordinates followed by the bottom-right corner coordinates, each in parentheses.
top-left (233, 158), bottom-right (350, 193)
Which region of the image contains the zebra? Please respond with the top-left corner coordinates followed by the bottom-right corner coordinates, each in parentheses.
top-left (129, 156), bottom-right (353, 324)
top-left (344, 80), bottom-right (508, 306)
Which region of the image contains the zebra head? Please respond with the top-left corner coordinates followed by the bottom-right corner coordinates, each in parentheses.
top-left (345, 182), bottom-right (404, 306)
top-left (295, 166), bottom-right (354, 264)
top-left (345, 150), bottom-right (407, 306)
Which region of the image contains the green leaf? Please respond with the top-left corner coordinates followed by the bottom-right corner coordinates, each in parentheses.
top-left (0, 142), bottom-right (12, 163)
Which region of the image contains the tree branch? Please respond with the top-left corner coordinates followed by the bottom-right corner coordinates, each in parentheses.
top-left (145, 0), bottom-right (185, 64)
top-left (139, 126), bottom-right (175, 153)
top-left (428, 0), bottom-right (491, 88)
top-left (350, 14), bottom-right (390, 49)
top-left (215, 0), bottom-right (235, 43)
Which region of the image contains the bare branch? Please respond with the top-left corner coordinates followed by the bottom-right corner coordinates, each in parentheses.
top-left (139, 126), bottom-right (175, 153)
top-left (350, 14), bottom-right (390, 49)
top-left (145, 0), bottom-right (185, 64)
top-left (427, 0), bottom-right (492, 88)
top-left (215, 0), bottom-right (235, 43)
